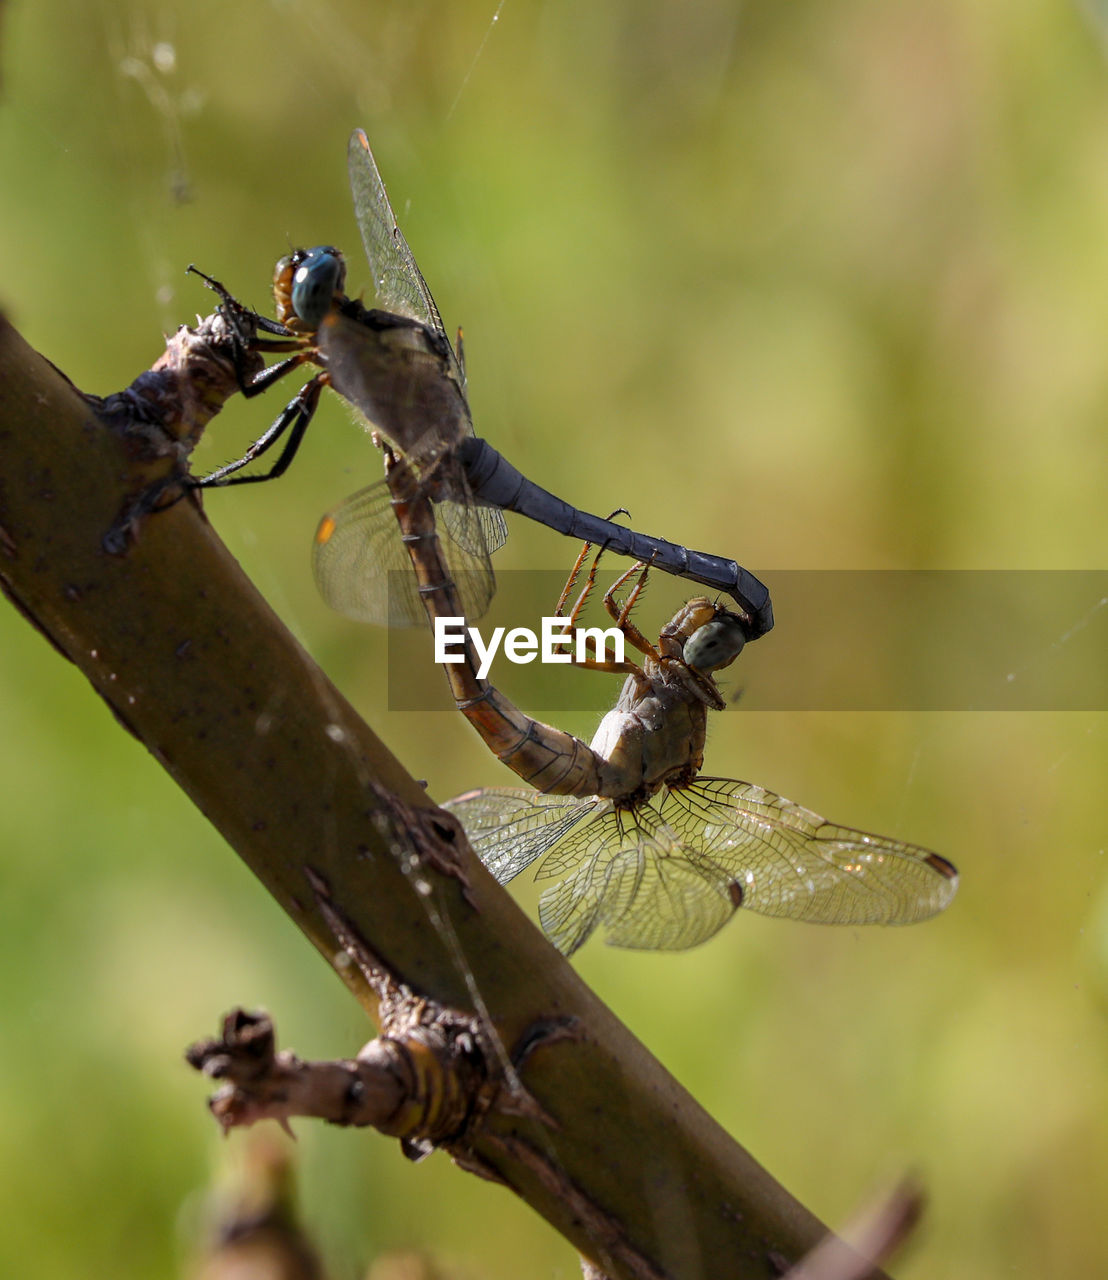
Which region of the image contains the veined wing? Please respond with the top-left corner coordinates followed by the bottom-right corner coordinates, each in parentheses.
top-left (661, 778), bottom-right (958, 928)
top-left (440, 480), bottom-right (508, 561)
top-left (447, 786), bottom-right (743, 954)
top-left (312, 477), bottom-right (497, 627)
top-left (443, 788), bottom-right (603, 882)
top-left (345, 131), bottom-right (478, 458)
top-left (348, 129), bottom-right (447, 342)
top-left (447, 780), bottom-right (958, 955)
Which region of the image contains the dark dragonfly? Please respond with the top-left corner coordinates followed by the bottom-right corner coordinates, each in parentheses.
top-left (193, 130), bottom-right (773, 637)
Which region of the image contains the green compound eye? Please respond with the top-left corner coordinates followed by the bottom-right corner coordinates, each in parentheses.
top-left (683, 613), bottom-right (746, 672)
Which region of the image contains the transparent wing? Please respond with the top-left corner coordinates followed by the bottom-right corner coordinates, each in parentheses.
top-left (446, 780), bottom-right (958, 955)
top-left (441, 485), bottom-right (508, 560)
top-left (341, 132), bottom-right (486, 474)
top-left (312, 477), bottom-right (496, 627)
top-left (535, 798), bottom-right (747, 953)
top-left (347, 129), bottom-right (446, 340)
top-left (477, 504), bottom-right (509, 557)
top-left (444, 787), bottom-right (735, 954)
top-left (443, 788), bottom-right (602, 882)
top-left (657, 779), bottom-right (959, 926)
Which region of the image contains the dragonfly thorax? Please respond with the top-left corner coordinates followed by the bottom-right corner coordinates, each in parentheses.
top-left (589, 674), bottom-right (709, 800)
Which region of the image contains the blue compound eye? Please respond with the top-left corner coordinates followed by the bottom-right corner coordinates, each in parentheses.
top-left (291, 246), bottom-right (345, 328)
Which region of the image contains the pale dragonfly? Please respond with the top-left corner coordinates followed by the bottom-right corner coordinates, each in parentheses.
top-left (383, 448), bottom-right (959, 955)
top-left (187, 129), bottom-right (773, 638)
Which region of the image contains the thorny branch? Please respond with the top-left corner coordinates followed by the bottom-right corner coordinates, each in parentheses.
top-left (188, 1009), bottom-right (428, 1144)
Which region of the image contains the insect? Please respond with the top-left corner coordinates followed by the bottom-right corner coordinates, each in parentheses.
top-left (383, 446), bottom-right (958, 954)
top-left (187, 130), bottom-right (772, 637)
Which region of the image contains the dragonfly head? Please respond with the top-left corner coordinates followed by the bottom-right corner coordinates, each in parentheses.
top-left (273, 246), bottom-right (346, 332)
top-left (682, 606), bottom-right (747, 674)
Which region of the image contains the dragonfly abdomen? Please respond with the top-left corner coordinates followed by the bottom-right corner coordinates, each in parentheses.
top-left (458, 437), bottom-right (773, 637)
top-left (459, 686), bottom-right (602, 796)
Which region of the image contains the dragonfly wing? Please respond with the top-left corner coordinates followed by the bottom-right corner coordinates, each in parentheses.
top-left (449, 778), bottom-right (958, 954)
top-left (446, 787), bottom-right (611, 955)
top-left (445, 787), bottom-right (736, 954)
top-left (345, 132), bottom-right (497, 491)
top-left (313, 478), bottom-right (422, 626)
top-left (312, 479), bottom-right (497, 626)
top-left (476, 503), bottom-right (509, 557)
top-left (537, 798), bottom-right (745, 953)
top-left (659, 778), bottom-right (959, 925)
top-left (436, 463), bottom-right (508, 560)
top-left (347, 129), bottom-right (447, 340)
top-left (443, 788), bottom-right (601, 883)
top-left (432, 494), bottom-right (497, 620)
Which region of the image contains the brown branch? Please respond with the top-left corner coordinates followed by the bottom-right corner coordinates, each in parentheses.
top-left (187, 1009), bottom-right (412, 1138)
top-left (0, 315), bottom-right (894, 1280)
top-left (783, 1180), bottom-right (924, 1280)
top-left (191, 1135), bottom-right (327, 1280)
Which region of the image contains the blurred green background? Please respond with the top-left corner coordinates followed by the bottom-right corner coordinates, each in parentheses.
top-left (2, 0), bottom-right (1106, 1276)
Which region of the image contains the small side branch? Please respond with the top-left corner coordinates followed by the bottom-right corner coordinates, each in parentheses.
top-left (187, 1010), bottom-right (412, 1138)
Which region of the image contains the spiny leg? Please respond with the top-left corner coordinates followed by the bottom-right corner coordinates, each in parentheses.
top-left (192, 375), bottom-right (326, 488)
top-left (554, 510), bottom-right (631, 618)
top-left (557, 547), bottom-right (642, 676)
top-left (561, 545), bottom-right (609, 629)
top-left (186, 265), bottom-right (290, 341)
top-left (555, 541), bottom-right (595, 618)
top-left (602, 560), bottom-right (660, 661)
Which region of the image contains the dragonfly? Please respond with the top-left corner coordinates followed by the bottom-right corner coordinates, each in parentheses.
top-left (382, 446), bottom-right (959, 954)
top-left (188, 129), bottom-right (773, 638)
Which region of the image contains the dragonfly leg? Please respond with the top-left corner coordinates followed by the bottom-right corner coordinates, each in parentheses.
top-left (602, 561), bottom-right (660, 661)
top-left (186, 266), bottom-right (288, 390)
top-left (187, 264), bottom-right (314, 399)
top-left (565, 644), bottom-right (641, 676)
top-left (554, 541), bottom-right (596, 617)
top-left (559, 544), bottom-right (612, 628)
top-left (192, 375), bottom-right (326, 488)
top-left (237, 350), bottom-right (315, 399)
top-left (550, 550), bottom-right (642, 676)
top-left (554, 512), bottom-right (631, 618)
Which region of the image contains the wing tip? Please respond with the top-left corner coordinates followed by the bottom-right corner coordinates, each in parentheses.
top-left (926, 852), bottom-right (959, 885)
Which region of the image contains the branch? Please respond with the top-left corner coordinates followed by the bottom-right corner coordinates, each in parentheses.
top-left (191, 1134), bottom-right (327, 1280)
top-left (187, 1009), bottom-right (413, 1140)
top-left (0, 315), bottom-right (893, 1280)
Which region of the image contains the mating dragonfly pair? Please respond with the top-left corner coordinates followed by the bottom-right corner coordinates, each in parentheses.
top-left (108, 128), bottom-right (954, 952)
top-left (384, 444), bottom-right (958, 954)
top-left (166, 129), bottom-right (773, 640)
